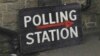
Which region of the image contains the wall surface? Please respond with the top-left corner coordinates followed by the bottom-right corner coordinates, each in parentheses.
top-left (0, 0), bottom-right (99, 30)
top-left (0, 0), bottom-right (38, 30)
top-left (0, 0), bottom-right (100, 56)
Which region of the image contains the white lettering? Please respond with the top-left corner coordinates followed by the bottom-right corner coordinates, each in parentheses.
top-left (24, 16), bottom-right (32, 28)
top-left (35, 32), bottom-right (42, 44)
top-left (26, 33), bottom-right (34, 45)
top-left (60, 11), bottom-right (68, 22)
top-left (42, 31), bottom-right (51, 43)
top-left (33, 15), bottom-right (41, 26)
top-left (60, 28), bottom-right (69, 39)
top-left (70, 26), bottom-right (78, 38)
top-left (69, 10), bottom-right (77, 21)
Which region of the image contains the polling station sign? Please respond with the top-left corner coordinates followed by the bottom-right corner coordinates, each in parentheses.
top-left (18, 3), bottom-right (83, 54)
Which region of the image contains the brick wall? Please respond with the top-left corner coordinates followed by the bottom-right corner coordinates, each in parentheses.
top-left (0, 0), bottom-right (38, 31)
top-left (0, 0), bottom-right (38, 56)
top-left (0, 0), bottom-right (100, 56)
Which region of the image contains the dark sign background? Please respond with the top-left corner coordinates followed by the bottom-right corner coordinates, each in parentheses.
top-left (18, 3), bottom-right (83, 54)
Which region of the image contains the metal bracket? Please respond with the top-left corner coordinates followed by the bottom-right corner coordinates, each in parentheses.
top-left (81, 0), bottom-right (91, 11)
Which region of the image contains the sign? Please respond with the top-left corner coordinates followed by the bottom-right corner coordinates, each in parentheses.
top-left (18, 3), bottom-right (83, 54)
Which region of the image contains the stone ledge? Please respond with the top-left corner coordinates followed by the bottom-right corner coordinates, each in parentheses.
top-left (0, 0), bottom-right (18, 3)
